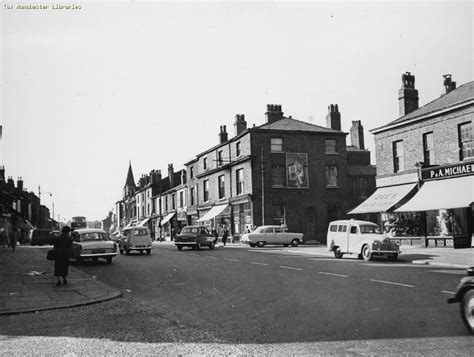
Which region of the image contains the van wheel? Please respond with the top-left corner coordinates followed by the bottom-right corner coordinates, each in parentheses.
top-left (249, 243), bottom-right (256, 248)
top-left (362, 245), bottom-right (372, 261)
top-left (257, 241), bottom-right (265, 248)
top-left (291, 239), bottom-right (299, 247)
top-left (146, 249), bottom-right (151, 255)
top-left (334, 248), bottom-right (343, 259)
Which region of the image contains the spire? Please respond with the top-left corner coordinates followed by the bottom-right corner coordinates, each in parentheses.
top-left (125, 161), bottom-right (136, 188)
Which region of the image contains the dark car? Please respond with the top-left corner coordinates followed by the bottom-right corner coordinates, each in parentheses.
top-left (175, 225), bottom-right (215, 250)
top-left (30, 229), bottom-right (55, 246)
top-left (447, 267), bottom-right (474, 334)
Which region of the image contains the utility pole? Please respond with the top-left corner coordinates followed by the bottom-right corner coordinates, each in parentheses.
top-left (38, 185), bottom-right (52, 229)
top-left (261, 148), bottom-right (265, 226)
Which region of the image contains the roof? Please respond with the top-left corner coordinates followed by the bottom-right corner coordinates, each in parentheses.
top-left (258, 117), bottom-right (342, 133)
top-left (372, 81), bottom-right (474, 133)
top-left (329, 220), bottom-right (378, 225)
top-left (124, 162), bottom-right (136, 188)
top-left (73, 228), bottom-right (106, 234)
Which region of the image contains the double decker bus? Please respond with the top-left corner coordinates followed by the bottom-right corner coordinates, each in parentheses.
top-left (71, 216), bottom-right (87, 230)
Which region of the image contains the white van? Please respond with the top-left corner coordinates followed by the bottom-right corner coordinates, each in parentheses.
top-left (119, 226), bottom-right (152, 255)
top-left (327, 220), bottom-right (400, 261)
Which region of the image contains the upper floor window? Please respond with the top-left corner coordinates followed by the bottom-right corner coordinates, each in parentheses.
top-left (393, 140), bottom-right (404, 173)
top-left (459, 122), bottom-right (473, 160)
top-left (172, 193), bottom-right (176, 210)
top-left (203, 180), bottom-right (209, 202)
top-left (271, 138), bottom-right (283, 152)
top-left (271, 165), bottom-right (285, 187)
top-left (203, 158), bottom-right (208, 170)
top-left (327, 203), bottom-right (340, 222)
top-left (218, 175), bottom-right (225, 199)
top-left (179, 191), bottom-right (184, 208)
top-left (236, 168), bottom-right (244, 195)
top-left (217, 150), bottom-right (223, 166)
top-left (236, 142), bottom-right (241, 157)
top-left (190, 187), bottom-right (195, 206)
top-left (359, 177), bottom-right (368, 199)
top-left (325, 166), bottom-right (338, 187)
top-left (423, 132), bottom-right (435, 166)
top-left (325, 139), bottom-right (337, 154)
top-left (190, 166), bottom-right (194, 179)
top-left (165, 196), bottom-right (168, 211)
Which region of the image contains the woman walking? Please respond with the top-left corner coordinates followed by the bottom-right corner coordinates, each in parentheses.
top-left (54, 226), bottom-right (72, 286)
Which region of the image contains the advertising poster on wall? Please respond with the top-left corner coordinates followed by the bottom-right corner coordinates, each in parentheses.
top-left (286, 153), bottom-right (309, 188)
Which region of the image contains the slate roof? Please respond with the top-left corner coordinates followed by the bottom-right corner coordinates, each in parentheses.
top-left (372, 81), bottom-right (474, 133)
top-left (258, 117), bottom-right (341, 133)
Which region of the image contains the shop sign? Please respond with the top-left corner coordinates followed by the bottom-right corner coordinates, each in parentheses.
top-left (205, 220), bottom-right (211, 226)
top-left (177, 210), bottom-right (187, 221)
top-left (234, 217), bottom-right (240, 224)
top-left (245, 215), bottom-right (252, 224)
top-left (423, 162), bottom-right (474, 180)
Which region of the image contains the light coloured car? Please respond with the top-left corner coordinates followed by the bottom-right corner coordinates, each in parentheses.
top-left (327, 219), bottom-right (400, 261)
top-left (119, 226), bottom-right (152, 255)
top-left (71, 228), bottom-right (118, 264)
top-left (241, 225), bottom-right (303, 248)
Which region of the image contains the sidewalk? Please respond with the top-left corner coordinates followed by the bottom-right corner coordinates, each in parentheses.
top-left (0, 246), bottom-right (121, 315)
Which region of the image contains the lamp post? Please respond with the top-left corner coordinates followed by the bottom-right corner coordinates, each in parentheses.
top-left (38, 185), bottom-right (52, 229)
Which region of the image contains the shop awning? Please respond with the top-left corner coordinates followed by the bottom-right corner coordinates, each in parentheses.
top-left (137, 217), bottom-right (151, 226)
top-left (161, 212), bottom-right (175, 225)
top-left (197, 204), bottom-right (229, 222)
top-left (348, 183), bottom-right (417, 214)
top-left (395, 176), bottom-right (474, 212)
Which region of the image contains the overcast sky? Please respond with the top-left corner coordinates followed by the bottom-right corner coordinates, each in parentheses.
top-left (1, 0), bottom-right (472, 222)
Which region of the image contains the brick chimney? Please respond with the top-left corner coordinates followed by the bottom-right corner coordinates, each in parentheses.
top-left (181, 170), bottom-right (186, 185)
top-left (443, 74), bottom-right (456, 94)
top-left (17, 177), bottom-right (23, 191)
top-left (266, 104), bottom-right (284, 124)
top-left (350, 120), bottom-right (365, 150)
top-left (7, 176), bottom-right (14, 188)
top-left (219, 125), bottom-right (228, 144)
top-left (234, 114), bottom-right (247, 136)
top-left (398, 72), bottom-right (419, 117)
top-left (326, 104), bottom-right (341, 131)
top-left (168, 164), bottom-right (174, 188)
top-left (0, 166), bottom-right (5, 182)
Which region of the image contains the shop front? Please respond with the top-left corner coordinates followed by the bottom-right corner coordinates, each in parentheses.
top-left (159, 212), bottom-right (176, 241)
top-left (230, 195), bottom-right (253, 241)
top-left (197, 204), bottom-right (231, 237)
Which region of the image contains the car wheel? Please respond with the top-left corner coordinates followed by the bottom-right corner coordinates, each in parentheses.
top-left (196, 243), bottom-right (201, 250)
top-left (106, 257), bottom-right (113, 264)
top-left (334, 248), bottom-right (343, 259)
top-left (291, 239), bottom-right (299, 247)
top-left (209, 242), bottom-right (215, 249)
top-left (257, 241), bottom-right (265, 248)
top-left (461, 289), bottom-right (474, 334)
top-left (249, 243), bottom-right (256, 248)
top-left (358, 254), bottom-right (363, 260)
top-left (362, 244), bottom-right (372, 261)
top-left (388, 254), bottom-right (398, 262)
top-left (146, 249), bottom-right (151, 255)
top-left (177, 245), bottom-right (183, 251)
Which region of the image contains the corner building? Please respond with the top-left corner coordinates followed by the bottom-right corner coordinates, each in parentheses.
top-left (185, 104), bottom-right (376, 243)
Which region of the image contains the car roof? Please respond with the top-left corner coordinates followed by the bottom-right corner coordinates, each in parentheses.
top-left (329, 220), bottom-right (378, 226)
top-left (73, 228), bottom-right (106, 234)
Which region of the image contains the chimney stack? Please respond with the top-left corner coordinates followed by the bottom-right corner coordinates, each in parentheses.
top-left (326, 104), bottom-right (341, 131)
top-left (350, 120), bottom-right (365, 150)
top-left (17, 177), bottom-right (23, 191)
top-left (234, 114), bottom-right (247, 136)
top-left (266, 104), bottom-right (284, 124)
top-left (398, 72), bottom-right (419, 117)
top-left (0, 166), bottom-right (5, 182)
top-left (168, 164), bottom-right (174, 188)
top-left (7, 176), bottom-right (14, 188)
top-left (443, 74), bottom-right (456, 94)
top-left (219, 125), bottom-right (228, 144)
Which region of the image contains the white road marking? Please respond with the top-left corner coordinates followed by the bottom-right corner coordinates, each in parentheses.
top-left (442, 290), bottom-right (455, 295)
top-left (370, 279), bottom-right (414, 288)
top-left (189, 253), bottom-right (199, 256)
top-left (206, 256), bottom-right (218, 259)
top-left (250, 262), bottom-right (269, 266)
top-left (279, 265), bottom-right (303, 271)
top-left (225, 258), bottom-right (240, 262)
top-left (318, 271), bottom-right (349, 278)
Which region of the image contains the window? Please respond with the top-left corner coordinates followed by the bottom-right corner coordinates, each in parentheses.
top-left (350, 226), bottom-right (358, 234)
top-left (273, 204), bottom-right (285, 225)
top-left (203, 158), bottom-right (208, 170)
top-left (147, 204), bottom-right (150, 216)
top-left (325, 139), bottom-right (337, 154)
top-left (423, 132), bottom-right (435, 166)
top-left (236, 168), bottom-right (244, 195)
top-left (271, 165), bottom-right (285, 187)
top-left (203, 180), bottom-right (209, 202)
top-left (327, 204), bottom-right (339, 222)
top-left (190, 187), bottom-right (195, 206)
top-left (271, 138), bottom-right (283, 152)
top-left (236, 142), bottom-right (241, 157)
top-left (329, 225), bottom-right (338, 232)
top-left (218, 175), bottom-right (225, 199)
top-left (393, 140), bottom-right (404, 173)
top-left (217, 150), bottom-right (223, 166)
top-left (360, 177), bottom-right (368, 199)
top-left (190, 166), bottom-right (194, 179)
top-left (179, 191), bottom-right (184, 208)
top-left (325, 166), bottom-right (338, 187)
top-left (172, 194), bottom-right (176, 210)
top-left (165, 197), bottom-right (168, 211)
top-left (459, 122), bottom-right (473, 160)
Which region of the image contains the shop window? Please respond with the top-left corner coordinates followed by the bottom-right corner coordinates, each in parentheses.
top-left (236, 169), bottom-right (244, 195)
top-left (271, 138), bottom-right (283, 152)
top-left (325, 166), bottom-right (338, 187)
top-left (218, 175), bottom-right (225, 199)
top-left (203, 180), bottom-right (209, 202)
top-left (382, 212), bottom-right (423, 237)
top-left (423, 132), bottom-right (435, 166)
top-left (393, 140), bottom-right (404, 173)
top-left (325, 139), bottom-right (337, 154)
top-left (271, 165), bottom-right (285, 187)
top-left (426, 209), bottom-right (467, 237)
top-left (459, 122), bottom-right (473, 160)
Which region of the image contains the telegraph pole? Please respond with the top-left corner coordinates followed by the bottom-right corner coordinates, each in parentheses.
top-left (261, 148), bottom-right (265, 226)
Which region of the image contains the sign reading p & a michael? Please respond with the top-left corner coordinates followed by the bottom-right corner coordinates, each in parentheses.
top-left (422, 161), bottom-right (474, 180)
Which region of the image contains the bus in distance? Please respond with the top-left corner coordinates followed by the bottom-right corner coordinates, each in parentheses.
top-left (71, 216), bottom-right (87, 230)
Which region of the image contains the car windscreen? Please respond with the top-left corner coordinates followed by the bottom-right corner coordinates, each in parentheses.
top-left (360, 225), bottom-right (382, 234)
top-left (181, 227), bottom-right (199, 234)
top-left (78, 232), bottom-right (106, 241)
top-left (132, 229), bottom-right (148, 236)
top-left (254, 227), bottom-right (266, 234)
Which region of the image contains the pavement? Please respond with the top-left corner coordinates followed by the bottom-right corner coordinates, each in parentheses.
top-left (0, 241), bottom-right (473, 316)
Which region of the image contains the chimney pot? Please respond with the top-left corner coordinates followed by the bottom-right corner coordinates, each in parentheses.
top-left (399, 71), bottom-right (419, 116)
top-left (326, 104), bottom-right (341, 131)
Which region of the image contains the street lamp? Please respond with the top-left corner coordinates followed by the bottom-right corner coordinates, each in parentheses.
top-left (38, 185), bottom-right (52, 229)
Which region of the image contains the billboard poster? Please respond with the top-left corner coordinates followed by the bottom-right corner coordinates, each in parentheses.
top-left (286, 153), bottom-right (309, 188)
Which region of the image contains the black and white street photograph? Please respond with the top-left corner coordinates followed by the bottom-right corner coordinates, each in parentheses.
top-left (1, 0), bottom-right (473, 355)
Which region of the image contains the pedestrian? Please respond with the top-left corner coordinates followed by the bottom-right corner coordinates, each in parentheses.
top-left (212, 228), bottom-right (218, 245)
top-left (53, 225), bottom-right (73, 286)
top-left (222, 225), bottom-right (229, 246)
top-left (9, 226), bottom-right (18, 251)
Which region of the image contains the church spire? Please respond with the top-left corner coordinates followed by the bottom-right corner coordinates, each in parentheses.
top-left (123, 161), bottom-right (136, 199)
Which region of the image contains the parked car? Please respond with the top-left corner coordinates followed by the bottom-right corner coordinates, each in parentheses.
top-left (70, 228), bottom-right (118, 264)
top-left (240, 225), bottom-right (303, 248)
top-left (175, 225), bottom-right (215, 250)
top-left (447, 266), bottom-right (474, 334)
top-left (327, 219), bottom-right (400, 261)
top-left (119, 226), bottom-right (152, 255)
top-left (30, 229), bottom-right (54, 246)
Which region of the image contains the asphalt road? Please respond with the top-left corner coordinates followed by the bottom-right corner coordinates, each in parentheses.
top-left (77, 244), bottom-right (469, 343)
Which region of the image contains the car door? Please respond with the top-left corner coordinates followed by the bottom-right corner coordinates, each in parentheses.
top-left (263, 227), bottom-right (276, 244)
top-left (347, 225), bottom-right (361, 253)
top-left (274, 227), bottom-right (285, 244)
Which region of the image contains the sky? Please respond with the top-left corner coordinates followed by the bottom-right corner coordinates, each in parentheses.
top-left (1, 0), bottom-right (472, 223)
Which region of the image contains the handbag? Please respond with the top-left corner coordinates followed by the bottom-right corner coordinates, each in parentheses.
top-left (46, 249), bottom-right (56, 261)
